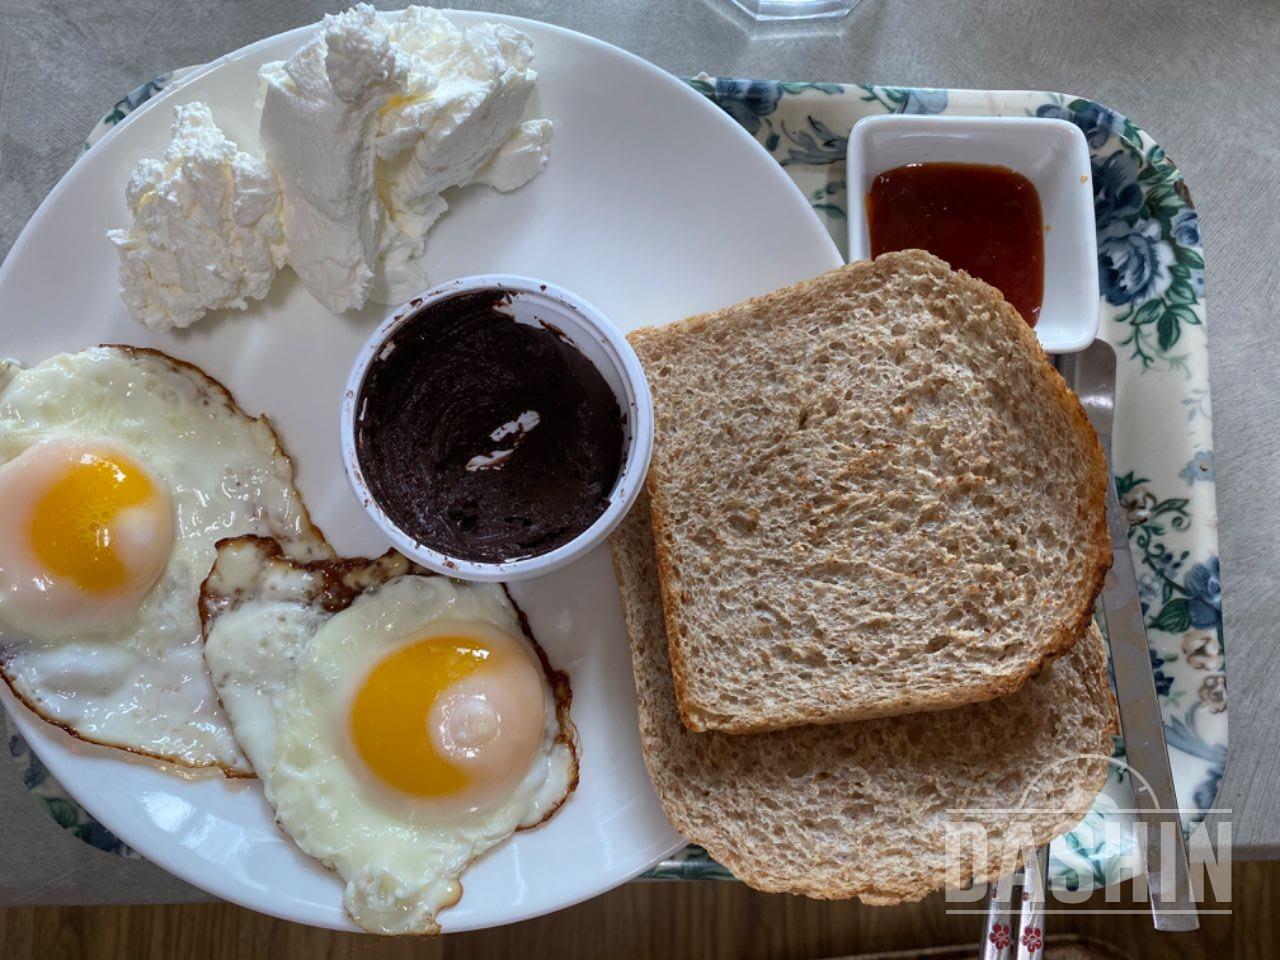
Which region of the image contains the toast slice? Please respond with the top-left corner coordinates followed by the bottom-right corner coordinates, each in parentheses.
top-left (631, 250), bottom-right (1110, 733)
top-left (610, 493), bottom-right (1116, 902)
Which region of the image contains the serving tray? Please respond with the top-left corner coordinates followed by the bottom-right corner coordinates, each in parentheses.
top-left (3, 72), bottom-right (1224, 897)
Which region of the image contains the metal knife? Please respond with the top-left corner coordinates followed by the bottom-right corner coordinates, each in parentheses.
top-left (1058, 340), bottom-right (1199, 932)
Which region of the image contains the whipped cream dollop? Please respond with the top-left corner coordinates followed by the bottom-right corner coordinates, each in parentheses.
top-left (259, 4), bottom-right (552, 312)
top-left (108, 6), bottom-right (551, 326)
top-left (107, 103), bottom-right (287, 331)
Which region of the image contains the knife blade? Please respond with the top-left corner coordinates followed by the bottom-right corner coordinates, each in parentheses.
top-left (1059, 341), bottom-right (1199, 932)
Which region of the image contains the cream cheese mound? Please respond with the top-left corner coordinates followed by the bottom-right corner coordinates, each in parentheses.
top-left (260, 4), bottom-right (552, 312)
top-left (107, 103), bottom-right (287, 331)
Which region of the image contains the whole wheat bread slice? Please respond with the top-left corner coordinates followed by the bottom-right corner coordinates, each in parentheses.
top-left (631, 250), bottom-right (1110, 733)
top-left (610, 493), bottom-right (1116, 902)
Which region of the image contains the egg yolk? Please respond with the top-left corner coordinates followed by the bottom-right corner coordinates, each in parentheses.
top-left (28, 451), bottom-right (164, 593)
top-left (349, 631), bottom-right (544, 802)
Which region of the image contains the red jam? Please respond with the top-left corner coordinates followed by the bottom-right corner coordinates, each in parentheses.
top-left (867, 162), bottom-right (1044, 325)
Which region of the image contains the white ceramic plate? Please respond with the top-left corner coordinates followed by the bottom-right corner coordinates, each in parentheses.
top-left (0, 11), bottom-right (841, 933)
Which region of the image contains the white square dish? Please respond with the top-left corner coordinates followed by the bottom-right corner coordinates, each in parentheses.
top-left (846, 114), bottom-right (1098, 353)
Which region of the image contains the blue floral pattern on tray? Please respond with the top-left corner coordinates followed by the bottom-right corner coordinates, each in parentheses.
top-left (3, 70), bottom-right (1223, 896)
top-left (81, 72), bottom-right (176, 152)
top-left (5, 722), bottom-right (136, 858)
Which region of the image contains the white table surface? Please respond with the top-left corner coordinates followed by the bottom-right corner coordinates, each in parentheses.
top-left (1, 0), bottom-right (1277, 907)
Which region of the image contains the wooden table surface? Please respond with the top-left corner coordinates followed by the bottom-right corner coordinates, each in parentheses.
top-left (2, 864), bottom-right (1266, 960)
top-left (1, 0), bottom-right (1277, 919)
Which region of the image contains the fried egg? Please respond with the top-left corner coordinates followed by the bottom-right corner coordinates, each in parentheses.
top-left (201, 537), bottom-right (577, 935)
top-left (0, 347), bottom-right (330, 773)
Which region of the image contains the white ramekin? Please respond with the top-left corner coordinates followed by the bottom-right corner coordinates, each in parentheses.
top-left (340, 275), bottom-right (653, 583)
top-left (846, 114), bottom-right (1099, 354)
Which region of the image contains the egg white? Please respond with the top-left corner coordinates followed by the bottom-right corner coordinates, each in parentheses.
top-left (0, 347), bottom-right (330, 773)
top-left (202, 541), bottom-right (575, 935)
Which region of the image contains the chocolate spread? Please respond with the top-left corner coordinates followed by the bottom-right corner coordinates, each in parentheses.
top-left (355, 289), bottom-right (624, 564)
